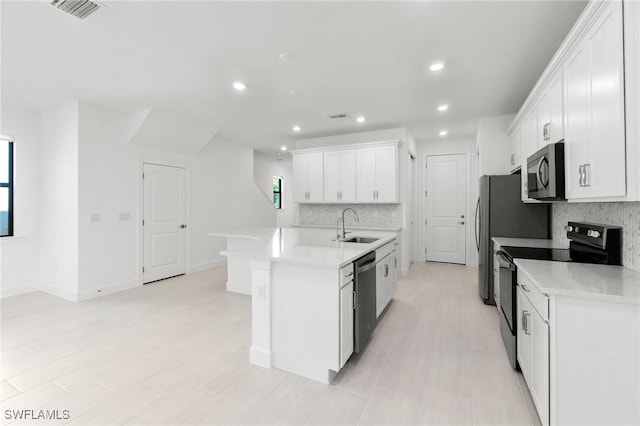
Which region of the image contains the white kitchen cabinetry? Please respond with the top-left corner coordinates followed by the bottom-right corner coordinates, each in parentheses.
top-left (356, 145), bottom-right (398, 203)
top-left (508, 126), bottom-right (521, 174)
top-left (564, 0), bottom-right (626, 200)
top-left (537, 70), bottom-right (564, 146)
top-left (520, 106), bottom-right (539, 202)
top-left (517, 277), bottom-right (550, 426)
top-left (292, 152), bottom-right (324, 203)
top-left (339, 264), bottom-right (354, 368)
top-left (323, 150), bottom-right (356, 203)
top-left (375, 239), bottom-right (397, 318)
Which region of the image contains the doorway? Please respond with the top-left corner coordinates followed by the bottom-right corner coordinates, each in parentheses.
top-left (424, 154), bottom-right (467, 264)
top-left (142, 163), bottom-right (187, 283)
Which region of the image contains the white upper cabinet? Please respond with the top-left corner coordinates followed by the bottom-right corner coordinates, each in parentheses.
top-left (356, 145), bottom-right (398, 203)
top-left (520, 106), bottom-right (540, 202)
top-left (292, 152), bottom-right (324, 203)
top-left (323, 150), bottom-right (356, 203)
top-left (508, 125), bottom-right (521, 174)
top-left (537, 70), bottom-right (564, 146)
top-left (292, 141), bottom-right (399, 204)
top-left (564, 0), bottom-right (626, 200)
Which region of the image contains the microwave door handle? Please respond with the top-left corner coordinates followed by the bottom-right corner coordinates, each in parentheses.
top-left (536, 157), bottom-right (548, 189)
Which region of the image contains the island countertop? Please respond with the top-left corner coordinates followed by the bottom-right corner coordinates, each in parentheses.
top-left (209, 227), bottom-right (399, 268)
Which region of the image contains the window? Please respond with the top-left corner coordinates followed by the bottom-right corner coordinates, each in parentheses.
top-left (0, 137), bottom-right (14, 237)
top-left (272, 176), bottom-right (282, 209)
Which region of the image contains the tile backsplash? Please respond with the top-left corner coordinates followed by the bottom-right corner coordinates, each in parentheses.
top-left (552, 202), bottom-right (640, 271)
top-left (297, 204), bottom-right (402, 229)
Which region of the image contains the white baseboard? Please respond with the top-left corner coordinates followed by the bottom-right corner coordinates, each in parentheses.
top-left (249, 346), bottom-right (272, 368)
top-left (189, 258), bottom-right (227, 273)
top-left (40, 285), bottom-right (78, 302)
top-left (0, 283), bottom-right (39, 299)
top-left (77, 279), bottom-right (140, 301)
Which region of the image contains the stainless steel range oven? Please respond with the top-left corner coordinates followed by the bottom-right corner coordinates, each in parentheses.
top-left (496, 222), bottom-right (622, 369)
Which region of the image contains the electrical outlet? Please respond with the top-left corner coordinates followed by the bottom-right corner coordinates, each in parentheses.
top-left (257, 284), bottom-right (265, 299)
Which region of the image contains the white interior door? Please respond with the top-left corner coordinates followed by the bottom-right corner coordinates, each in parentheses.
top-left (425, 154), bottom-right (467, 264)
top-left (143, 163), bottom-right (187, 283)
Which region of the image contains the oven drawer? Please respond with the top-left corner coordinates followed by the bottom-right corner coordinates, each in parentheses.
top-left (517, 271), bottom-right (548, 322)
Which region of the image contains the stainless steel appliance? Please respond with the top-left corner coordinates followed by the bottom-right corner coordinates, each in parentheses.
top-left (527, 141), bottom-right (565, 200)
top-left (476, 175), bottom-right (550, 305)
top-left (497, 222), bottom-right (622, 369)
top-left (353, 251), bottom-right (377, 353)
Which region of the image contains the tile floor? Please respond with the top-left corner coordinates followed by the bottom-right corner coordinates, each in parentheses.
top-left (1, 263), bottom-right (540, 425)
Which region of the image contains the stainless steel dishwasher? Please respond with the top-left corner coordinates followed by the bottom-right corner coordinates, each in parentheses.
top-left (353, 251), bottom-right (377, 353)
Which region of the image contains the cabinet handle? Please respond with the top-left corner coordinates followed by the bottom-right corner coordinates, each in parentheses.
top-left (344, 271), bottom-right (354, 278)
top-left (525, 312), bottom-right (531, 335)
top-left (510, 153), bottom-right (515, 166)
top-left (393, 257), bottom-right (397, 268)
top-left (543, 123), bottom-right (551, 141)
top-left (583, 164), bottom-right (590, 187)
top-left (384, 264), bottom-right (389, 277)
top-left (578, 165), bottom-right (584, 187)
top-left (353, 290), bottom-right (357, 309)
top-left (521, 284), bottom-right (530, 292)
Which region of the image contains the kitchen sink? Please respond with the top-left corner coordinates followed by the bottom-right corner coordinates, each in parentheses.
top-left (341, 237), bottom-right (379, 244)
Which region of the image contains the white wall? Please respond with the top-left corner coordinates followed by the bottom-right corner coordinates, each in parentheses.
top-left (417, 138), bottom-right (479, 267)
top-left (253, 153), bottom-right (294, 228)
top-left (476, 114), bottom-right (515, 176)
top-left (77, 102), bottom-right (139, 298)
top-left (1, 100), bottom-right (278, 300)
top-left (0, 108), bottom-right (42, 296)
top-left (191, 140), bottom-right (277, 271)
top-left (40, 102), bottom-right (80, 299)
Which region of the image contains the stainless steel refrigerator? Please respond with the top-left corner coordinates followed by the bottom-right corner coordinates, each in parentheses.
top-left (475, 175), bottom-right (549, 305)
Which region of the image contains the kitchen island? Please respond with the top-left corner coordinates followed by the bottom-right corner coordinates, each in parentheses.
top-left (209, 227), bottom-right (399, 383)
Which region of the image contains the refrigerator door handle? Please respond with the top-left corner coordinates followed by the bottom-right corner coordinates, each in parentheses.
top-left (474, 197), bottom-right (480, 251)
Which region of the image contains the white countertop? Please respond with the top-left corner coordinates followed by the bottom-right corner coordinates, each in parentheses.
top-left (209, 227), bottom-right (398, 268)
top-left (492, 237), bottom-right (569, 249)
top-left (514, 259), bottom-right (640, 304)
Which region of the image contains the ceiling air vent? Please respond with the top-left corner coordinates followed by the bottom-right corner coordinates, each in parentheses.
top-left (329, 113), bottom-right (351, 120)
top-left (50, 0), bottom-right (103, 20)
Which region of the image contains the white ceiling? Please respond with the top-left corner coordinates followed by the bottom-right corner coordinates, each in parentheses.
top-left (1, 1), bottom-right (587, 153)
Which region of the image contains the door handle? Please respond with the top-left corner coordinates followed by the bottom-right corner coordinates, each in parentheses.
top-left (180, 224), bottom-right (187, 229)
top-left (458, 221), bottom-right (465, 225)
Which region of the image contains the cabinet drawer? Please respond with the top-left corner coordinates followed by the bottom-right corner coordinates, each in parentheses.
top-left (340, 264), bottom-right (355, 286)
top-left (376, 239), bottom-right (396, 261)
top-left (517, 271), bottom-right (548, 321)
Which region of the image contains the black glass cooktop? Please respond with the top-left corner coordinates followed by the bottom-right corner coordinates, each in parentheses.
top-left (500, 246), bottom-right (573, 262)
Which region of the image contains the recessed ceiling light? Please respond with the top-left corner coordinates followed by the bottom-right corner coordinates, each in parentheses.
top-left (281, 145), bottom-right (288, 151)
top-left (279, 53), bottom-right (293, 61)
top-left (437, 104), bottom-right (449, 111)
top-left (439, 130), bottom-right (448, 136)
top-left (356, 116), bottom-right (366, 123)
top-left (292, 125), bottom-right (301, 132)
top-left (430, 62), bottom-right (445, 72)
top-left (232, 81), bottom-right (246, 91)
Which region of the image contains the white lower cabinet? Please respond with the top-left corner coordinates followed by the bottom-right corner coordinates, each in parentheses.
top-left (339, 279), bottom-right (354, 368)
top-left (517, 283), bottom-right (549, 426)
top-left (518, 269), bottom-right (640, 426)
top-left (375, 239), bottom-right (397, 318)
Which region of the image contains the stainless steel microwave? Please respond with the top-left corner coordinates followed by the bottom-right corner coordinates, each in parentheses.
top-left (527, 141), bottom-right (565, 200)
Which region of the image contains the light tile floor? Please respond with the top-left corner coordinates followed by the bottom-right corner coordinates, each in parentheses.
top-left (1, 263), bottom-right (540, 425)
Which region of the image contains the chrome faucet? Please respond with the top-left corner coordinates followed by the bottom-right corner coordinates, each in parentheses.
top-left (337, 208), bottom-right (359, 240)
